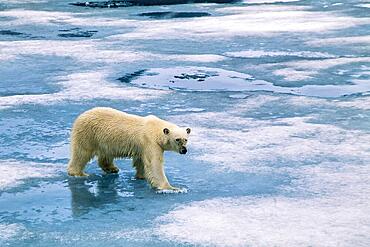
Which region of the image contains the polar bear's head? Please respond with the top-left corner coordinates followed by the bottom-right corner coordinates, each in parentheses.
top-left (163, 127), bottom-right (191, 154)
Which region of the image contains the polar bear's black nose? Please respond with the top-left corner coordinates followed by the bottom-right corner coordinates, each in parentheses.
top-left (180, 147), bottom-right (187, 154)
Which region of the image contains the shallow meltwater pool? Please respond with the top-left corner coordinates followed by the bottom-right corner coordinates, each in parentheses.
top-left (1, 0), bottom-right (370, 246)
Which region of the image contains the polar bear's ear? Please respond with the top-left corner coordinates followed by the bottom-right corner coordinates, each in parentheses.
top-left (186, 128), bottom-right (191, 134)
top-left (163, 128), bottom-right (170, 135)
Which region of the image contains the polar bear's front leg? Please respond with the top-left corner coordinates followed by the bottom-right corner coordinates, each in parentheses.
top-left (142, 152), bottom-right (177, 191)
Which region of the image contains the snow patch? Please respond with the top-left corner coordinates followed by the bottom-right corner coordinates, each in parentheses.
top-left (225, 50), bottom-right (334, 59)
top-left (287, 91), bottom-right (370, 110)
top-left (0, 223), bottom-right (28, 241)
top-left (0, 40), bottom-right (151, 63)
top-left (0, 160), bottom-right (60, 190)
top-left (156, 155), bottom-right (370, 246)
top-left (156, 194), bottom-right (370, 247)
top-left (171, 108), bottom-right (205, 112)
top-left (168, 54), bottom-right (226, 63)
top-left (0, 40), bottom-right (226, 64)
top-left (0, 9), bottom-right (134, 27)
top-left (336, 97), bottom-right (370, 109)
top-left (273, 57), bottom-right (370, 81)
top-left (307, 35), bottom-right (370, 46)
top-left (0, 70), bottom-right (167, 109)
top-left (357, 3), bottom-right (370, 8)
top-left (273, 68), bottom-right (314, 81)
top-left (171, 113), bottom-right (370, 172)
top-left (109, 5), bottom-right (370, 40)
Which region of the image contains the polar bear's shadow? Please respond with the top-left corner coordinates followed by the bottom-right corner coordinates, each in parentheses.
top-left (67, 173), bottom-right (143, 217)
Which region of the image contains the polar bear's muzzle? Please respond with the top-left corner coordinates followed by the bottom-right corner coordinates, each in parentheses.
top-left (179, 146), bottom-right (187, 154)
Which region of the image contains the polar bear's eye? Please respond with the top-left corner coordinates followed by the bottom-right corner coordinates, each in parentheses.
top-left (184, 139), bottom-right (187, 142)
top-left (176, 138), bottom-right (180, 142)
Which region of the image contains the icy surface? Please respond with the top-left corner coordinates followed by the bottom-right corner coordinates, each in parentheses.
top-left (1, 0), bottom-right (370, 246)
top-left (0, 160), bottom-right (61, 190)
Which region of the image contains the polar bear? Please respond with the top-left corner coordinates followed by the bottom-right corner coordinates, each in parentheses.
top-left (67, 107), bottom-right (191, 191)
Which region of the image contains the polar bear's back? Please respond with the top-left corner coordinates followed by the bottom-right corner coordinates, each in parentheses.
top-left (71, 107), bottom-right (151, 157)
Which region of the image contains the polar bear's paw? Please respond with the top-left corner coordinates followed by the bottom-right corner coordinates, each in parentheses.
top-left (68, 171), bottom-right (89, 177)
top-left (156, 187), bottom-right (188, 194)
top-left (103, 166), bottom-right (120, 174)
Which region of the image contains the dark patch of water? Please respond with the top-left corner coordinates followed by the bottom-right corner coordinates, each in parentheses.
top-left (137, 11), bottom-right (211, 19)
top-left (58, 28), bottom-right (98, 38)
top-left (70, 0), bottom-right (238, 8)
top-left (0, 30), bottom-right (24, 36)
top-left (0, 30), bottom-right (33, 39)
top-left (117, 69), bottom-right (148, 84)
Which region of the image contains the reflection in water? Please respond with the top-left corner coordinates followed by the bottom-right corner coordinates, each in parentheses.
top-left (68, 174), bottom-right (128, 217)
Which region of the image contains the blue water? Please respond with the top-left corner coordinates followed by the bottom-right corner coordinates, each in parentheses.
top-left (1, 0), bottom-right (370, 246)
